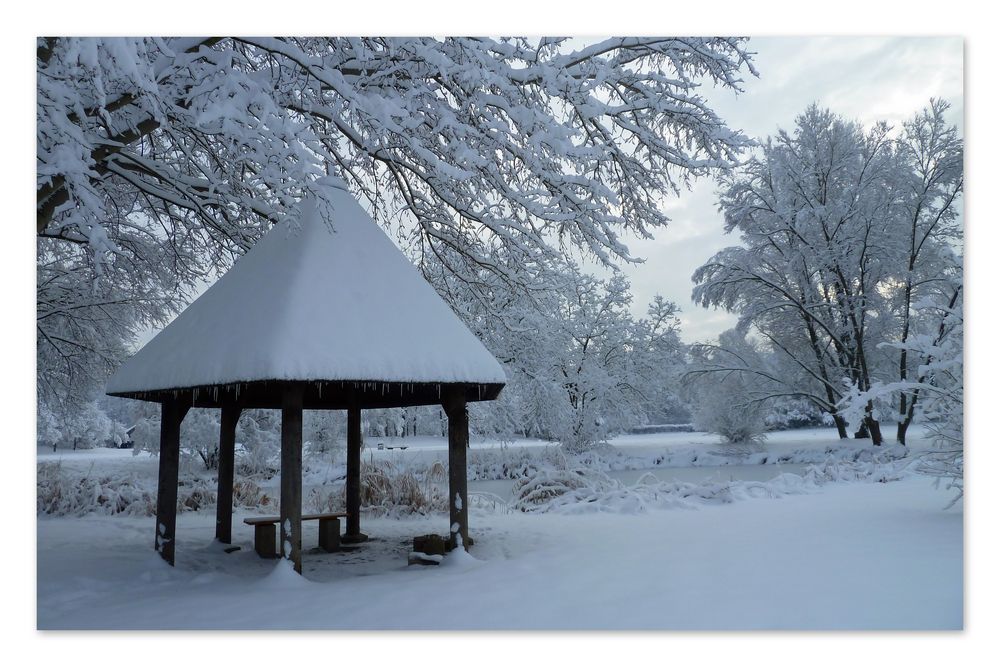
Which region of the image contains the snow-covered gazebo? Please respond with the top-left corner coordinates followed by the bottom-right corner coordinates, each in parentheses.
top-left (106, 178), bottom-right (506, 574)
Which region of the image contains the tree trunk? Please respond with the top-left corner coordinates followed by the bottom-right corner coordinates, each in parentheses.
top-left (833, 414), bottom-right (849, 440)
top-left (866, 415), bottom-right (883, 446)
top-left (896, 420), bottom-right (909, 446)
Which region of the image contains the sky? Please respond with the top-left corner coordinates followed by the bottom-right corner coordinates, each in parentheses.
top-left (612, 36), bottom-right (964, 343)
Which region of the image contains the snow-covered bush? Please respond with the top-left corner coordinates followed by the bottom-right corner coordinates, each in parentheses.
top-left (307, 485), bottom-right (345, 514)
top-left (690, 376), bottom-right (768, 445)
top-left (805, 453), bottom-right (910, 484)
top-left (508, 453), bottom-right (914, 515)
top-left (467, 445), bottom-right (567, 481)
top-left (37, 462), bottom-right (155, 517)
top-left (37, 463), bottom-right (279, 517)
top-left (765, 397), bottom-right (826, 430)
top-left (232, 479), bottom-right (272, 509)
top-left (511, 465), bottom-right (734, 514)
top-left (176, 477), bottom-right (216, 512)
top-left (684, 331), bottom-right (770, 445)
top-left (358, 459), bottom-right (448, 516)
top-left (511, 468), bottom-right (606, 510)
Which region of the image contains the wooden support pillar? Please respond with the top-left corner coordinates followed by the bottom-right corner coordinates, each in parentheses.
top-left (343, 402), bottom-right (368, 543)
top-left (154, 398), bottom-right (190, 566)
top-left (444, 389), bottom-right (470, 551)
top-left (215, 404), bottom-right (242, 544)
top-left (280, 385), bottom-right (304, 574)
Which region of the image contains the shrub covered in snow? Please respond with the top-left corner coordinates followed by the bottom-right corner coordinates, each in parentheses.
top-left (37, 462), bottom-right (156, 517)
top-left (37, 462), bottom-right (277, 517)
top-left (508, 452), bottom-right (912, 515)
top-left (306, 459), bottom-right (453, 516)
top-left (684, 332), bottom-right (770, 445)
top-left (511, 467), bottom-right (601, 510)
top-left (691, 380), bottom-right (768, 445)
top-left (764, 397), bottom-right (827, 430)
top-left (233, 479), bottom-right (272, 509)
top-left (357, 459), bottom-right (449, 516)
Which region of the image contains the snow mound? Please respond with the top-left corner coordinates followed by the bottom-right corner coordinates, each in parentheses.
top-left (259, 558), bottom-right (314, 591)
top-left (439, 540), bottom-right (482, 570)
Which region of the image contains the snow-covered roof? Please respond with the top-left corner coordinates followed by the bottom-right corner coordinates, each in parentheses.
top-left (106, 179), bottom-right (506, 395)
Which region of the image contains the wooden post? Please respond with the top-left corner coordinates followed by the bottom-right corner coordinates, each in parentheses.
top-left (215, 404), bottom-right (242, 544)
top-left (343, 402), bottom-right (368, 543)
top-left (280, 385), bottom-right (304, 574)
top-left (444, 389), bottom-right (470, 551)
top-left (154, 397), bottom-right (190, 566)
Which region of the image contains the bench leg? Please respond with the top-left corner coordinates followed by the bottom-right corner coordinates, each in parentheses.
top-left (254, 523), bottom-right (277, 559)
top-left (318, 517), bottom-right (341, 553)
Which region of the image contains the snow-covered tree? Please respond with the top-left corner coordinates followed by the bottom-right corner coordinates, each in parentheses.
top-left (883, 100), bottom-right (963, 444)
top-left (909, 284), bottom-right (964, 502)
top-left (36, 403), bottom-right (62, 450)
top-left (47, 400), bottom-right (128, 451)
top-left (304, 411), bottom-right (345, 455)
top-left (129, 404), bottom-right (221, 467)
top-left (236, 410), bottom-right (281, 476)
top-left (438, 255), bottom-right (685, 450)
top-left (181, 409), bottom-right (224, 470)
top-left (129, 405), bottom-right (161, 457)
top-left (843, 273), bottom-right (963, 500)
top-left (37, 36), bottom-right (756, 418)
top-left (693, 102), bottom-right (962, 445)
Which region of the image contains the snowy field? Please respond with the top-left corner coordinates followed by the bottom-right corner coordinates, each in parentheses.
top-left (36, 428), bottom-right (963, 630)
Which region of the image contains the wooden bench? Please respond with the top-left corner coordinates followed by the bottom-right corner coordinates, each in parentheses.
top-left (243, 513), bottom-right (348, 558)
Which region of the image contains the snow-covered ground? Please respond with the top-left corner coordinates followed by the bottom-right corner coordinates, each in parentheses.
top-left (36, 427), bottom-right (962, 630)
